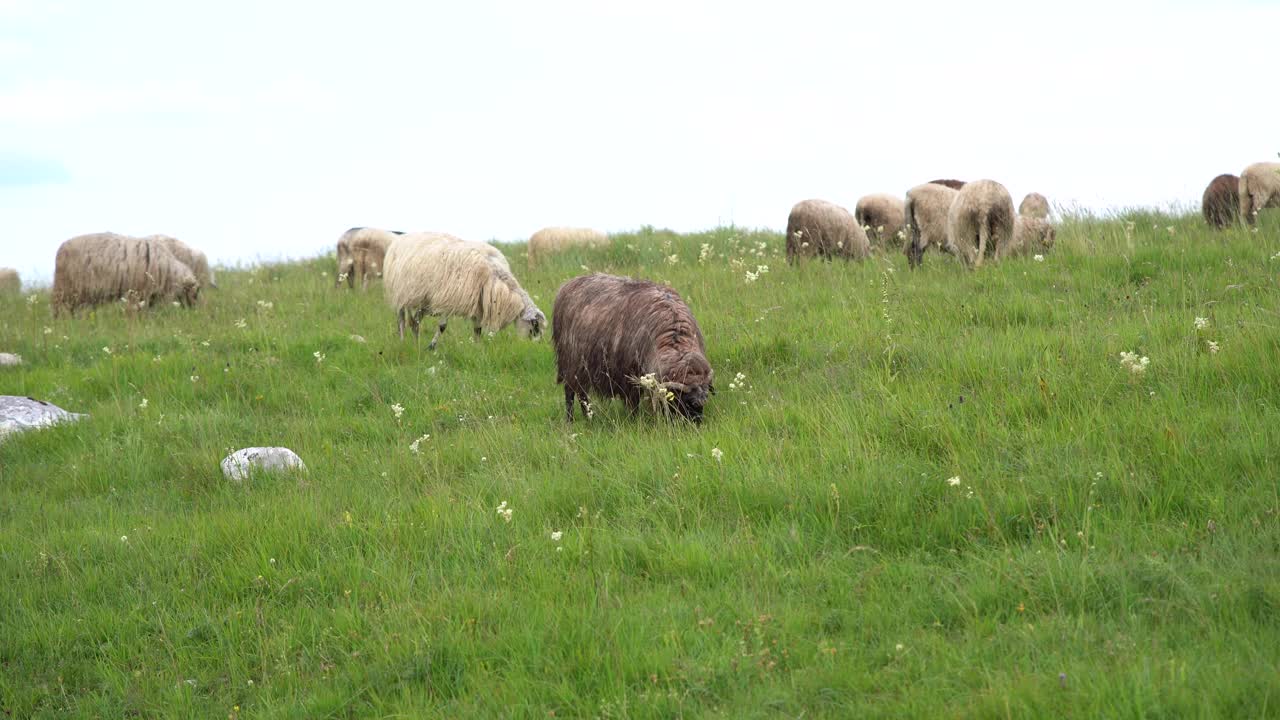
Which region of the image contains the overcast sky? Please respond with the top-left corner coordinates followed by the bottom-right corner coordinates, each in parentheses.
top-left (2, 0), bottom-right (1277, 285)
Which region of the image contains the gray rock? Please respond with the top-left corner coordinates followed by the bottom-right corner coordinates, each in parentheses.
top-left (221, 446), bottom-right (306, 481)
top-left (0, 395), bottom-right (87, 441)
top-left (0, 353), bottom-right (22, 367)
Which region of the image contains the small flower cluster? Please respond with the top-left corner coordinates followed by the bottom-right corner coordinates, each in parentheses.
top-left (495, 501), bottom-right (513, 522)
top-left (1033, 254), bottom-right (1045, 262)
top-left (235, 318), bottom-right (247, 329)
top-left (666, 254), bottom-right (680, 265)
top-left (744, 265), bottom-right (769, 283)
top-left (550, 530), bottom-right (563, 552)
top-left (313, 351), bottom-right (325, 363)
top-left (1194, 316), bottom-right (1209, 331)
top-left (699, 243), bottom-right (712, 263)
top-left (946, 476), bottom-right (974, 498)
top-left (409, 433), bottom-right (430, 453)
top-left (391, 403), bottom-right (405, 420)
top-left (256, 300), bottom-right (274, 310)
top-left (727, 372), bottom-right (748, 390)
top-left (711, 447), bottom-right (723, 462)
top-left (1119, 351), bottom-right (1150, 375)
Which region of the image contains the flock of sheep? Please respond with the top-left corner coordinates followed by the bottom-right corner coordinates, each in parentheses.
top-left (9, 158), bottom-right (1278, 424)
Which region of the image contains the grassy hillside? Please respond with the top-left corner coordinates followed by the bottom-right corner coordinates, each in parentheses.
top-left (2, 214), bottom-right (1279, 718)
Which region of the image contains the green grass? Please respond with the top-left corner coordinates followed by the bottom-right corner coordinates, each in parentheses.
top-left (2, 213), bottom-right (1279, 718)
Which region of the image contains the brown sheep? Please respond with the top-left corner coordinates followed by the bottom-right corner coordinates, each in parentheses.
top-left (336, 227), bottom-right (402, 289)
top-left (785, 199), bottom-right (871, 263)
top-left (0, 268), bottom-right (19, 294)
top-left (51, 232), bottom-right (199, 316)
top-left (553, 273), bottom-right (713, 423)
top-left (1201, 174), bottom-right (1239, 229)
top-left (927, 179), bottom-right (966, 190)
top-left (854, 194), bottom-right (907, 249)
top-left (1239, 162), bottom-right (1280, 226)
top-left (947, 179), bottom-right (1015, 268)
top-left (1018, 193), bottom-right (1050, 220)
top-left (904, 182), bottom-right (960, 269)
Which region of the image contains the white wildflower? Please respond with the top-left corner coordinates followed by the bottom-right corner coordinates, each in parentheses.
top-left (699, 243), bottom-right (712, 263)
top-left (102, 346), bottom-right (113, 355)
top-left (1207, 340), bottom-right (1220, 354)
top-left (120, 535), bottom-right (128, 543)
top-left (1033, 254), bottom-right (1045, 262)
top-left (947, 476), bottom-right (961, 487)
top-left (728, 372), bottom-right (747, 390)
top-left (666, 254), bottom-right (679, 265)
top-left (42, 326), bottom-right (52, 335)
top-left (409, 434), bottom-right (430, 453)
top-left (26, 294), bottom-right (38, 306)
top-left (1119, 351), bottom-right (1150, 374)
top-left (349, 334), bottom-right (366, 343)
top-left (200, 340), bottom-right (210, 347)
top-left (235, 318), bottom-right (247, 329)
top-left (313, 350), bottom-right (325, 363)
top-left (756, 264), bottom-right (769, 275)
top-left (1193, 317), bottom-right (1209, 331)
top-left (550, 530), bottom-right (563, 542)
top-left (391, 403), bottom-right (404, 420)
top-left (138, 398), bottom-right (148, 410)
top-left (496, 501), bottom-right (513, 522)
top-left (256, 300), bottom-right (273, 310)
top-left (190, 375), bottom-right (200, 383)
top-left (745, 270), bottom-right (759, 283)
top-left (711, 447), bottom-right (723, 462)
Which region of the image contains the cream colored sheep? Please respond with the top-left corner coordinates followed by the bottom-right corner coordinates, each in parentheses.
top-left (143, 234), bottom-right (216, 289)
top-left (528, 227), bottom-right (609, 266)
top-left (785, 199), bottom-right (870, 263)
top-left (383, 232), bottom-right (543, 348)
top-left (336, 227), bottom-right (400, 289)
top-left (51, 232), bottom-right (199, 316)
top-left (0, 268), bottom-right (19, 294)
top-left (999, 216), bottom-right (1056, 259)
top-left (1239, 162), bottom-right (1280, 225)
top-left (903, 182), bottom-right (960, 268)
top-left (1018, 193), bottom-right (1050, 220)
top-left (947, 179), bottom-right (1015, 268)
top-left (854, 194), bottom-right (906, 249)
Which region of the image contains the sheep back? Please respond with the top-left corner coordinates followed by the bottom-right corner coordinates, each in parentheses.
top-left (1018, 193), bottom-right (1050, 220)
top-left (384, 233), bottom-right (531, 332)
top-left (553, 273), bottom-right (712, 420)
top-left (1200, 174), bottom-right (1239, 229)
top-left (528, 227), bottom-right (609, 266)
top-left (785, 199), bottom-right (870, 263)
top-left (1239, 162), bottom-right (1280, 225)
top-left (51, 233), bottom-right (198, 315)
top-left (0, 268), bottom-right (19, 294)
top-left (946, 179), bottom-right (1015, 267)
top-left (854, 194), bottom-right (906, 249)
top-left (144, 234), bottom-right (215, 289)
top-left (928, 179), bottom-right (966, 190)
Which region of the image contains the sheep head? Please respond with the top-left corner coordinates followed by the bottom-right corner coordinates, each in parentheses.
top-left (634, 353), bottom-right (714, 423)
top-left (516, 306), bottom-right (546, 340)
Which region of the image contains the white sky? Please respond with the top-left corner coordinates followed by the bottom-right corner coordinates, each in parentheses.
top-left (2, 0), bottom-right (1277, 285)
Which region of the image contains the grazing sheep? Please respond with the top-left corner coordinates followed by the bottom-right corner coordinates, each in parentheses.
top-left (383, 232), bottom-right (543, 348)
top-left (1239, 162), bottom-right (1280, 226)
top-left (854, 194), bottom-right (906, 249)
top-left (0, 268), bottom-right (19, 294)
top-left (999, 216), bottom-right (1057, 259)
top-left (1201, 174), bottom-right (1239, 229)
top-left (528, 227), bottom-right (609, 266)
top-left (553, 273), bottom-right (713, 423)
top-left (1018, 193), bottom-right (1050, 220)
top-left (785, 199), bottom-right (871, 263)
top-left (51, 232), bottom-right (199, 316)
top-left (904, 182), bottom-right (960, 268)
top-left (947, 179), bottom-right (1015, 268)
top-left (928, 179), bottom-right (966, 190)
top-left (336, 227), bottom-right (401, 289)
top-left (143, 234), bottom-right (216, 289)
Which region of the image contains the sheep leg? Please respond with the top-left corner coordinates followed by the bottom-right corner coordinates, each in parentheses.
top-left (975, 221), bottom-right (988, 269)
top-left (564, 387), bottom-right (576, 422)
top-left (473, 323), bottom-right (483, 340)
top-left (428, 318), bottom-right (447, 350)
top-left (410, 311), bottom-right (423, 340)
top-left (397, 308), bottom-right (406, 340)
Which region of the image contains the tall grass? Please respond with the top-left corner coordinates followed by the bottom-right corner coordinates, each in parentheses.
top-left (1, 213), bottom-right (1278, 717)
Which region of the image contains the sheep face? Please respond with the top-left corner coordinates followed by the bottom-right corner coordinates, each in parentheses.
top-left (516, 308), bottom-right (546, 339)
top-left (671, 384), bottom-right (709, 423)
top-left (178, 278), bottom-right (201, 307)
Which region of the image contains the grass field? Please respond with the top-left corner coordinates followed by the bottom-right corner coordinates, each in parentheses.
top-left (2, 213), bottom-right (1279, 718)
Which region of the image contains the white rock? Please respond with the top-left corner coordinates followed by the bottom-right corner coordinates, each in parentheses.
top-left (0, 395), bottom-right (87, 441)
top-left (220, 447), bottom-right (307, 481)
top-left (0, 353), bottom-right (22, 366)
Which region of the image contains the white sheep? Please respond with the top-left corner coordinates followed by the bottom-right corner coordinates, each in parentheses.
top-left (854, 194), bottom-right (907, 249)
top-left (336, 227), bottom-right (401, 289)
top-left (527, 227), bottom-right (609, 266)
top-left (1018, 192), bottom-right (1050, 220)
top-left (0, 268), bottom-right (19, 294)
top-left (903, 182), bottom-right (960, 268)
top-left (1239, 162), bottom-right (1280, 225)
top-left (143, 234), bottom-right (216, 289)
top-left (52, 232), bottom-right (199, 315)
top-left (999, 215), bottom-right (1057, 259)
top-left (785, 199), bottom-right (870, 263)
top-left (947, 179), bottom-right (1015, 268)
top-left (383, 232), bottom-right (544, 348)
